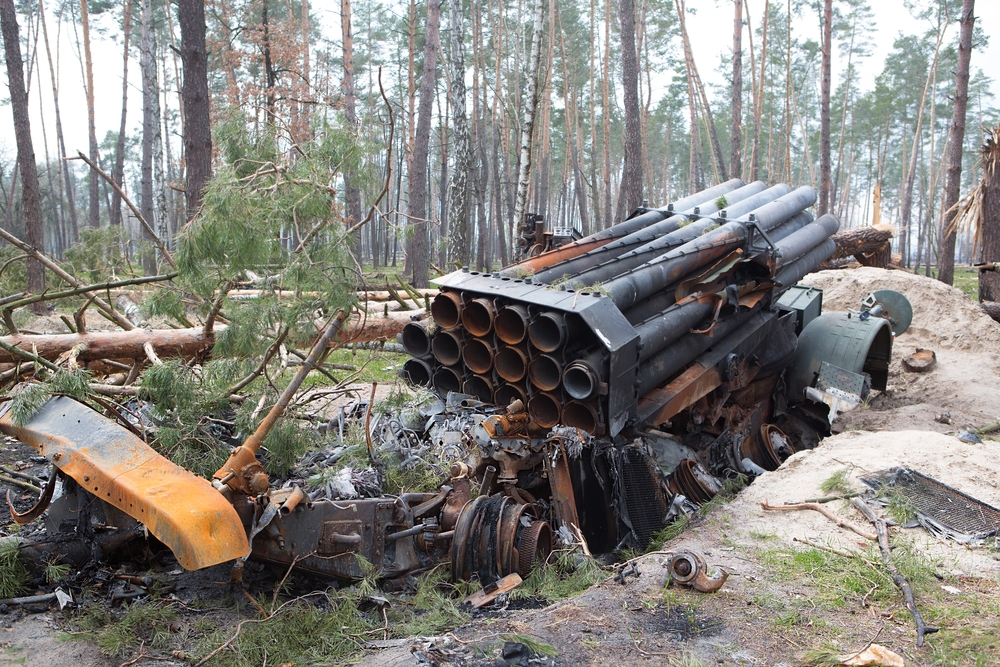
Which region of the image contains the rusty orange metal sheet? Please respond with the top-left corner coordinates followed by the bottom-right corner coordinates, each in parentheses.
top-left (0, 396), bottom-right (249, 570)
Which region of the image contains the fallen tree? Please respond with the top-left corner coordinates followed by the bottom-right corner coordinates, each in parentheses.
top-left (827, 224), bottom-right (894, 269)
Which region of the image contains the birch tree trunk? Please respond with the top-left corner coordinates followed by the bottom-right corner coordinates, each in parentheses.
top-left (409, 0), bottom-right (441, 287)
top-left (939, 0), bottom-right (975, 285)
top-left (512, 0), bottom-right (544, 259)
top-left (447, 0), bottom-right (471, 265)
top-left (0, 0), bottom-right (45, 304)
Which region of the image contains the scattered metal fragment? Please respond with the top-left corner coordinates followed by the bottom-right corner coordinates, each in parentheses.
top-left (956, 431), bottom-right (983, 444)
top-left (665, 550), bottom-right (728, 593)
top-left (464, 572), bottom-right (523, 608)
top-left (861, 468), bottom-right (1000, 545)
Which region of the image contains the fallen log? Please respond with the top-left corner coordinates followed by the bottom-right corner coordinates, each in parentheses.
top-left (981, 301), bottom-right (1000, 323)
top-left (830, 225), bottom-right (894, 269)
top-left (0, 310), bottom-right (423, 363)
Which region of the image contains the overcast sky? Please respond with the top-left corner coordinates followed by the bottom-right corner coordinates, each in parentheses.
top-left (0, 0), bottom-right (998, 166)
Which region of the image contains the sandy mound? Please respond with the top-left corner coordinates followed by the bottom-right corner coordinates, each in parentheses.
top-left (799, 268), bottom-right (1000, 430)
top-left (710, 429), bottom-right (1000, 577)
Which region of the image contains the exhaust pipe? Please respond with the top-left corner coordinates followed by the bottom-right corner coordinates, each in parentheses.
top-left (432, 330), bottom-right (463, 366)
top-left (431, 291), bottom-right (463, 330)
top-left (461, 297), bottom-right (495, 337)
top-left (462, 337), bottom-right (494, 374)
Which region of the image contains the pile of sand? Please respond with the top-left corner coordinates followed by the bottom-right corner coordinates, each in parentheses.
top-left (798, 268), bottom-right (1000, 431)
top-left (672, 429), bottom-right (1000, 578)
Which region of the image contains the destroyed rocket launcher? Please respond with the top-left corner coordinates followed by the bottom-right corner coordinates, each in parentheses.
top-left (400, 181), bottom-right (841, 438)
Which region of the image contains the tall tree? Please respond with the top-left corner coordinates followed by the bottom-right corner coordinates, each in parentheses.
top-left (730, 0), bottom-right (742, 179)
top-left (409, 0), bottom-right (441, 287)
top-left (818, 0), bottom-right (832, 214)
top-left (80, 0), bottom-right (100, 227)
top-left (139, 0), bottom-right (161, 275)
top-left (938, 0), bottom-right (975, 285)
top-left (1, 0), bottom-right (45, 303)
top-left (511, 0), bottom-right (544, 258)
top-left (616, 0), bottom-right (643, 219)
top-left (447, 0), bottom-right (470, 265)
top-left (341, 0), bottom-right (363, 254)
top-left (109, 0), bottom-right (133, 227)
top-left (179, 0), bottom-right (212, 218)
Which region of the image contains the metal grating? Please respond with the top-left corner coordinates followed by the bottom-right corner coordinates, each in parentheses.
top-left (619, 447), bottom-right (669, 549)
top-left (861, 468), bottom-right (1000, 545)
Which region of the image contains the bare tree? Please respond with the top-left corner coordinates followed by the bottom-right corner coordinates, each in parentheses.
top-left (0, 0), bottom-right (45, 303)
top-left (616, 0), bottom-right (643, 219)
top-left (79, 0), bottom-right (100, 227)
top-left (819, 0), bottom-right (832, 214)
top-left (140, 0), bottom-right (161, 275)
top-left (341, 0), bottom-right (363, 258)
top-left (730, 0), bottom-right (742, 179)
top-left (512, 0), bottom-right (544, 258)
top-left (447, 0), bottom-right (470, 265)
top-left (409, 0), bottom-right (441, 287)
top-left (939, 0), bottom-right (975, 285)
top-left (179, 0), bottom-right (212, 218)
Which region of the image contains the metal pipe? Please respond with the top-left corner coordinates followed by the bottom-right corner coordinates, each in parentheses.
top-left (495, 345), bottom-right (529, 382)
top-left (400, 321), bottom-right (433, 359)
top-left (462, 337), bottom-right (494, 374)
top-left (401, 358), bottom-right (434, 386)
top-left (602, 187), bottom-right (817, 311)
top-left (765, 210), bottom-right (814, 243)
top-left (562, 400), bottom-right (600, 433)
top-left (479, 465), bottom-right (498, 496)
top-left (495, 383), bottom-right (528, 407)
top-left (501, 179), bottom-right (745, 275)
top-left (463, 375), bottom-right (495, 403)
top-left (495, 304), bottom-right (530, 344)
top-left (773, 238), bottom-right (837, 291)
top-left (432, 366), bottom-right (463, 395)
top-left (773, 214), bottom-right (840, 268)
top-left (563, 184), bottom-right (792, 288)
top-left (563, 354), bottom-right (601, 400)
top-left (432, 330), bottom-right (463, 366)
top-left (634, 294), bottom-right (720, 363)
top-left (528, 311), bottom-right (566, 352)
top-left (532, 180), bottom-right (758, 283)
top-left (461, 297), bottom-right (495, 337)
top-left (431, 291), bottom-right (463, 329)
top-left (528, 391), bottom-right (562, 428)
top-left (527, 353), bottom-right (562, 391)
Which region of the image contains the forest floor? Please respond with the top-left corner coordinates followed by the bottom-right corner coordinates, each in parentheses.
top-left (2, 266), bottom-right (1000, 667)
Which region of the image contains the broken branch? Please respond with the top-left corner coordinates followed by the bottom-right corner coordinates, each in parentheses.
top-left (760, 498), bottom-right (876, 541)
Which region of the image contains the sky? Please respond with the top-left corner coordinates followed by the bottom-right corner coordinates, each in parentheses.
top-left (0, 0), bottom-right (998, 166)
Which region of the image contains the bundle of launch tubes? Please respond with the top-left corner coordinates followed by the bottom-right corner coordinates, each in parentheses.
top-left (399, 179), bottom-right (840, 437)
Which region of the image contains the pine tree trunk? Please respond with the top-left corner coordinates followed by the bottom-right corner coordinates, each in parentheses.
top-left (341, 0), bottom-right (363, 260)
top-left (512, 0), bottom-right (544, 259)
top-left (818, 0), bottom-right (832, 214)
top-left (80, 0), bottom-right (99, 227)
top-left (108, 0), bottom-right (133, 228)
top-left (676, 0), bottom-right (726, 182)
top-left (38, 0), bottom-right (78, 241)
top-left (1, 0), bottom-right (45, 303)
top-left (139, 0), bottom-right (159, 276)
top-left (409, 0), bottom-right (441, 287)
top-left (617, 0), bottom-right (643, 217)
top-left (979, 130), bottom-right (1000, 302)
top-left (939, 0), bottom-right (975, 285)
top-left (729, 0), bottom-right (742, 179)
top-left (751, 0), bottom-right (769, 181)
top-left (179, 0), bottom-right (212, 219)
top-left (447, 0), bottom-right (470, 266)
top-left (601, 0), bottom-right (612, 229)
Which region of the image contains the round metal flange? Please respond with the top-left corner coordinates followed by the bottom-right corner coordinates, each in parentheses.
top-left (667, 550), bottom-right (705, 584)
top-left (870, 289), bottom-right (913, 336)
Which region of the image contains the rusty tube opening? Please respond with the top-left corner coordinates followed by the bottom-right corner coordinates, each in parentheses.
top-left (495, 383), bottom-right (528, 408)
top-left (401, 358), bottom-right (433, 386)
top-left (400, 321), bottom-right (432, 359)
top-left (461, 297), bottom-right (495, 337)
top-left (431, 291), bottom-right (463, 329)
top-left (432, 330), bottom-right (463, 366)
top-left (463, 375), bottom-right (494, 403)
top-left (563, 361), bottom-right (599, 400)
top-left (562, 400), bottom-right (599, 434)
top-left (495, 346), bottom-right (529, 382)
top-left (528, 311), bottom-right (567, 352)
top-left (495, 304), bottom-right (530, 344)
top-left (528, 392), bottom-right (562, 428)
top-left (432, 366), bottom-right (463, 395)
top-left (527, 354), bottom-right (562, 391)
top-left (462, 338), bottom-right (494, 374)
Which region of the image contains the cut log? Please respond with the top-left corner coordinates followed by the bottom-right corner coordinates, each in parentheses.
top-left (0, 310), bottom-right (423, 364)
top-left (981, 301), bottom-right (1000, 324)
top-left (830, 225), bottom-right (894, 268)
